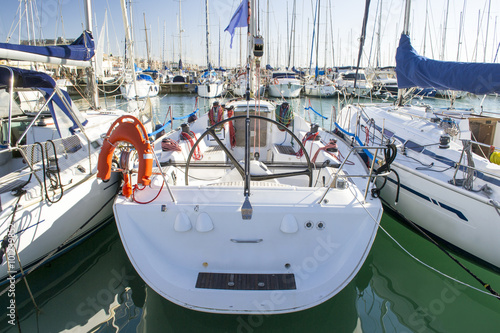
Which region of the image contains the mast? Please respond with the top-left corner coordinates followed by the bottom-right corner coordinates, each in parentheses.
top-left (376, 0), bottom-right (382, 67)
top-left (484, 0), bottom-right (492, 62)
top-left (422, 0), bottom-right (428, 56)
top-left (315, 0), bottom-right (320, 78)
top-left (440, 0), bottom-right (450, 60)
top-left (120, 0), bottom-right (138, 99)
top-left (456, 0), bottom-right (466, 62)
top-left (205, 0), bottom-right (211, 69)
top-left (324, 0), bottom-right (328, 72)
top-left (219, 20), bottom-right (221, 68)
top-left (308, 0), bottom-right (319, 76)
top-left (329, 0), bottom-right (335, 67)
top-left (144, 13), bottom-right (151, 68)
top-left (83, 0), bottom-right (99, 109)
top-left (178, 0), bottom-right (183, 69)
top-left (397, 0), bottom-right (411, 106)
top-left (266, 0), bottom-right (270, 65)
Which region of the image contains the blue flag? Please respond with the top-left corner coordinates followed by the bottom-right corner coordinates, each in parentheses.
top-left (224, 0), bottom-right (248, 48)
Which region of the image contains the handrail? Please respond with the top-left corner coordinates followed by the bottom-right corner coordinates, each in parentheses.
top-left (148, 108), bottom-right (199, 137)
top-left (317, 144), bottom-right (391, 204)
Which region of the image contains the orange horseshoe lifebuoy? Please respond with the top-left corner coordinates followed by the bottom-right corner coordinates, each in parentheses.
top-left (97, 115), bottom-right (153, 197)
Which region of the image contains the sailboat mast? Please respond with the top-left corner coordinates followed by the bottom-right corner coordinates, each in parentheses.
top-left (440, 0), bottom-right (450, 60)
top-left (205, 0), bottom-right (211, 69)
top-left (397, 0), bottom-right (411, 106)
top-left (456, 0), bottom-right (466, 62)
top-left (308, 0), bottom-right (319, 76)
top-left (83, 0), bottom-right (99, 109)
top-left (144, 13), bottom-right (151, 68)
top-left (266, 0), bottom-right (270, 66)
top-left (376, 0), bottom-right (382, 67)
top-left (484, 0), bottom-right (492, 62)
top-left (315, 0), bottom-right (320, 78)
top-left (120, 0), bottom-right (138, 98)
top-left (422, 0), bottom-right (428, 56)
top-left (179, 0), bottom-right (183, 66)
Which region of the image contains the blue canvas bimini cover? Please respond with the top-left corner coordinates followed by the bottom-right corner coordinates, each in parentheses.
top-left (0, 66), bottom-right (87, 136)
top-left (0, 66), bottom-right (56, 89)
top-left (0, 31), bottom-right (94, 62)
top-left (396, 34), bottom-right (500, 95)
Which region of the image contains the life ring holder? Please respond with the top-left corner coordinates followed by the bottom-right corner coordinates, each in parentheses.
top-left (97, 115), bottom-right (153, 198)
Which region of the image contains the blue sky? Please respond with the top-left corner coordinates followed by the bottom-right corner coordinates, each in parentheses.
top-left (0, 0), bottom-right (499, 68)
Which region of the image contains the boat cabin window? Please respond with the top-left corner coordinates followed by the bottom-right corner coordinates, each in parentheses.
top-left (0, 90), bottom-right (24, 118)
top-left (343, 73), bottom-right (366, 81)
top-left (272, 73), bottom-right (296, 79)
top-left (404, 140), bottom-right (425, 153)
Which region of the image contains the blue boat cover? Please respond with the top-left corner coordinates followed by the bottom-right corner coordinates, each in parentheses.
top-left (137, 74), bottom-right (155, 83)
top-left (0, 66), bottom-right (86, 135)
top-left (39, 88), bottom-right (87, 134)
top-left (396, 34), bottom-right (500, 94)
top-left (0, 66), bottom-right (56, 88)
top-left (0, 31), bottom-right (94, 62)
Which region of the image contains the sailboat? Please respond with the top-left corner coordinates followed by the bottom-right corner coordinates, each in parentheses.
top-left (336, 0), bottom-right (500, 270)
top-left (119, 0), bottom-right (159, 100)
top-left (197, 0), bottom-right (226, 98)
top-left (97, 0), bottom-right (392, 314)
top-left (267, 70), bottom-right (303, 98)
top-left (304, 0), bottom-right (337, 98)
top-left (0, 1), bottom-right (153, 283)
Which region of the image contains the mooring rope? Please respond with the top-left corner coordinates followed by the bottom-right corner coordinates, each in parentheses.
top-left (358, 199), bottom-right (500, 300)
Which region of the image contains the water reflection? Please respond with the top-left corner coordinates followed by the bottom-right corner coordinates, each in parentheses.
top-left (0, 222), bottom-right (146, 332)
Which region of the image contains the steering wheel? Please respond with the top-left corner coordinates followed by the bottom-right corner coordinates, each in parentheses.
top-left (185, 115), bottom-right (313, 186)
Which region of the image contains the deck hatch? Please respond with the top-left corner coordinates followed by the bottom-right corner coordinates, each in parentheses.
top-left (196, 272), bottom-right (296, 290)
top-left (274, 144), bottom-right (296, 155)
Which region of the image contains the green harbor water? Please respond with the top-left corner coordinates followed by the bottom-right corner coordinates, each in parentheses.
top-left (1, 93), bottom-right (500, 332)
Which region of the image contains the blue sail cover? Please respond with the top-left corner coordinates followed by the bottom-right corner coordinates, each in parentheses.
top-left (396, 34), bottom-right (500, 94)
top-left (0, 31), bottom-right (94, 62)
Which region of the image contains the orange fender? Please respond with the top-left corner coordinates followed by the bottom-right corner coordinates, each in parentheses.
top-left (97, 115), bottom-right (153, 192)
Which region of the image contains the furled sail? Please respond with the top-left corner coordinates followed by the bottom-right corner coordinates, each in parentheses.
top-left (0, 31), bottom-right (95, 67)
top-left (396, 34), bottom-right (500, 95)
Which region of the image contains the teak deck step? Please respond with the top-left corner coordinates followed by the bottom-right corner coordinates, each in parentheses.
top-left (196, 272), bottom-right (297, 290)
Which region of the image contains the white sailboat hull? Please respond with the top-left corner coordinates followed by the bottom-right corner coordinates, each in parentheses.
top-left (380, 162), bottom-right (500, 268)
top-left (197, 82), bottom-right (225, 98)
top-left (0, 173), bottom-right (119, 282)
top-left (304, 84), bottom-right (338, 97)
top-left (120, 80), bottom-right (159, 100)
top-left (267, 82), bottom-right (302, 98)
top-left (337, 104), bottom-right (500, 269)
top-left (107, 98), bottom-right (385, 314)
top-left (114, 183), bottom-right (380, 314)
